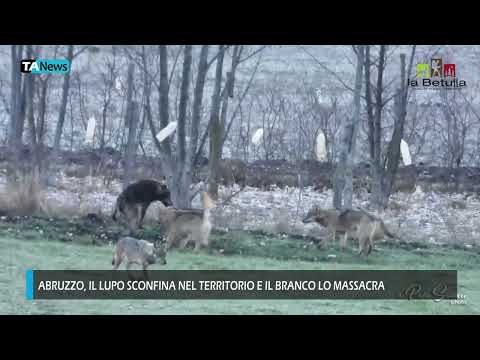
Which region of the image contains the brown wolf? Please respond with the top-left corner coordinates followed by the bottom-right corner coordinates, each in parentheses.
top-left (162, 192), bottom-right (216, 252)
top-left (302, 207), bottom-right (395, 256)
top-left (112, 179), bottom-right (173, 232)
top-left (112, 236), bottom-right (167, 270)
top-left (219, 159), bottom-right (247, 187)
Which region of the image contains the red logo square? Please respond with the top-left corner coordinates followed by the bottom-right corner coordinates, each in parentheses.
top-left (444, 64), bottom-right (456, 77)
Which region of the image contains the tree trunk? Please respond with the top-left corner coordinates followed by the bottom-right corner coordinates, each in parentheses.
top-left (8, 45), bottom-right (18, 150)
top-left (8, 45), bottom-right (25, 180)
top-left (123, 63), bottom-right (138, 189)
top-left (209, 47), bottom-right (243, 198)
top-left (53, 45), bottom-right (74, 152)
top-left (208, 45), bottom-right (225, 198)
top-left (25, 45), bottom-right (40, 175)
top-left (364, 45), bottom-right (375, 161)
top-left (371, 45), bottom-right (387, 209)
top-left (333, 45), bottom-right (365, 210)
top-left (146, 47), bottom-right (174, 188)
top-left (26, 46), bottom-right (37, 148)
top-left (16, 73), bottom-right (26, 147)
top-left (172, 45), bottom-right (193, 208)
top-left (158, 45), bottom-right (172, 156)
top-left (9, 45), bottom-right (24, 150)
top-left (101, 104), bottom-right (107, 149)
top-left (37, 79), bottom-right (48, 145)
top-left (188, 45), bottom-right (210, 166)
top-left (181, 45), bottom-right (210, 197)
top-left (381, 47), bottom-right (416, 206)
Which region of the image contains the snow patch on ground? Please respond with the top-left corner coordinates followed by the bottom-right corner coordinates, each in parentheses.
top-left (1, 173), bottom-right (479, 246)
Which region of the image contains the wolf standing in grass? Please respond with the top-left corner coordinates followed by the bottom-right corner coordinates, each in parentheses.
top-left (112, 179), bottom-right (173, 233)
top-left (112, 236), bottom-right (167, 270)
top-left (302, 207), bottom-right (395, 256)
top-left (160, 192), bottom-right (216, 252)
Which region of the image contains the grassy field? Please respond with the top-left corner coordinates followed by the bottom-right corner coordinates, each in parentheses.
top-left (0, 217), bottom-right (479, 315)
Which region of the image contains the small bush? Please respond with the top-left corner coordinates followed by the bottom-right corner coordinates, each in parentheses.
top-left (0, 172), bottom-right (46, 216)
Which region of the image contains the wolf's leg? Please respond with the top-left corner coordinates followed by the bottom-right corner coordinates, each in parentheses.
top-left (112, 245), bottom-right (124, 269)
top-left (166, 229), bottom-right (177, 250)
top-left (125, 206), bottom-right (139, 234)
top-left (323, 226), bottom-right (333, 249)
top-left (202, 229), bottom-right (211, 247)
top-left (341, 232), bottom-right (348, 251)
top-left (194, 241), bottom-right (201, 252)
top-left (368, 222), bottom-right (378, 254)
top-left (179, 234), bottom-right (192, 249)
top-left (366, 242), bottom-right (373, 256)
top-left (358, 236), bottom-right (365, 256)
top-left (194, 235), bottom-right (203, 252)
top-left (139, 203), bottom-right (149, 229)
top-left (112, 254), bottom-right (122, 270)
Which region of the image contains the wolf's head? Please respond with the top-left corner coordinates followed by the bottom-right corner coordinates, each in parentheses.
top-left (156, 183), bottom-right (173, 207)
top-left (302, 206), bottom-right (328, 224)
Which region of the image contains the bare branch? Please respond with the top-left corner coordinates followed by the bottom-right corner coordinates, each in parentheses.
top-left (72, 46), bottom-right (90, 59)
top-left (238, 45), bottom-right (268, 64)
top-left (222, 50), bottom-right (263, 146)
top-left (168, 45), bottom-right (184, 90)
top-left (298, 45), bottom-right (356, 93)
top-left (206, 45), bottom-right (232, 68)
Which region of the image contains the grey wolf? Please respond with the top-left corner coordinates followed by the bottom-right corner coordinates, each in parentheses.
top-left (112, 179), bottom-right (173, 232)
top-left (302, 207), bottom-right (395, 256)
top-left (219, 159), bottom-right (247, 187)
top-left (112, 236), bottom-right (167, 270)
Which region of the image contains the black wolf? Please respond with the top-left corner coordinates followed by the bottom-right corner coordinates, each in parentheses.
top-left (112, 179), bottom-right (173, 232)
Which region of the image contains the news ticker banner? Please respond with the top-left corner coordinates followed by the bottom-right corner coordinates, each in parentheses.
top-left (25, 270), bottom-right (457, 300)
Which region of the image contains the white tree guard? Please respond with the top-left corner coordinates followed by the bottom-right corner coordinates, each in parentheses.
top-left (252, 128), bottom-right (264, 145)
top-left (156, 121), bottom-right (178, 143)
top-left (85, 116), bottom-right (96, 144)
top-left (315, 131), bottom-right (327, 161)
top-left (400, 139), bottom-right (412, 166)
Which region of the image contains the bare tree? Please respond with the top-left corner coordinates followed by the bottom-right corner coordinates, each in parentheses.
top-left (99, 47), bottom-right (118, 149)
top-left (142, 45), bottom-right (210, 207)
top-left (123, 63), bottom-right (139, 189)
top-left (207, 45), bottom-right (226, 197)
top-left (439, 89), bottom-right (470, 169)
top-left (8, 45), bottom-right (24, 150)
top-left (7, 45), bottom-right (26, 180)
top-left (333, 45), bottom-right (365, 210)
top-left (368, 46), bottom-right (416, 208)
top-left (381, 48), bottom-right (416, 204)
top-left (53, 45), bottom-right (74, 152)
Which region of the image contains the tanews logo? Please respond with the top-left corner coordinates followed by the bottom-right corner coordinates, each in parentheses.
top-left (20, 59), bottom-right (70, 74)
top-left (408, 56), bottom-right (466, 90)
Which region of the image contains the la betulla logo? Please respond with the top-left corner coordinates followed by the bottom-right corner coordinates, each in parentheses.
top-left (408, 56), bottom-right (466, 90)
top-left (20, 59), bottom-right (70, 74)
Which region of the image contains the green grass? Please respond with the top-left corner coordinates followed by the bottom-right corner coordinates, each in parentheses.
top-left (0, 221), bottom-right (479, 314)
